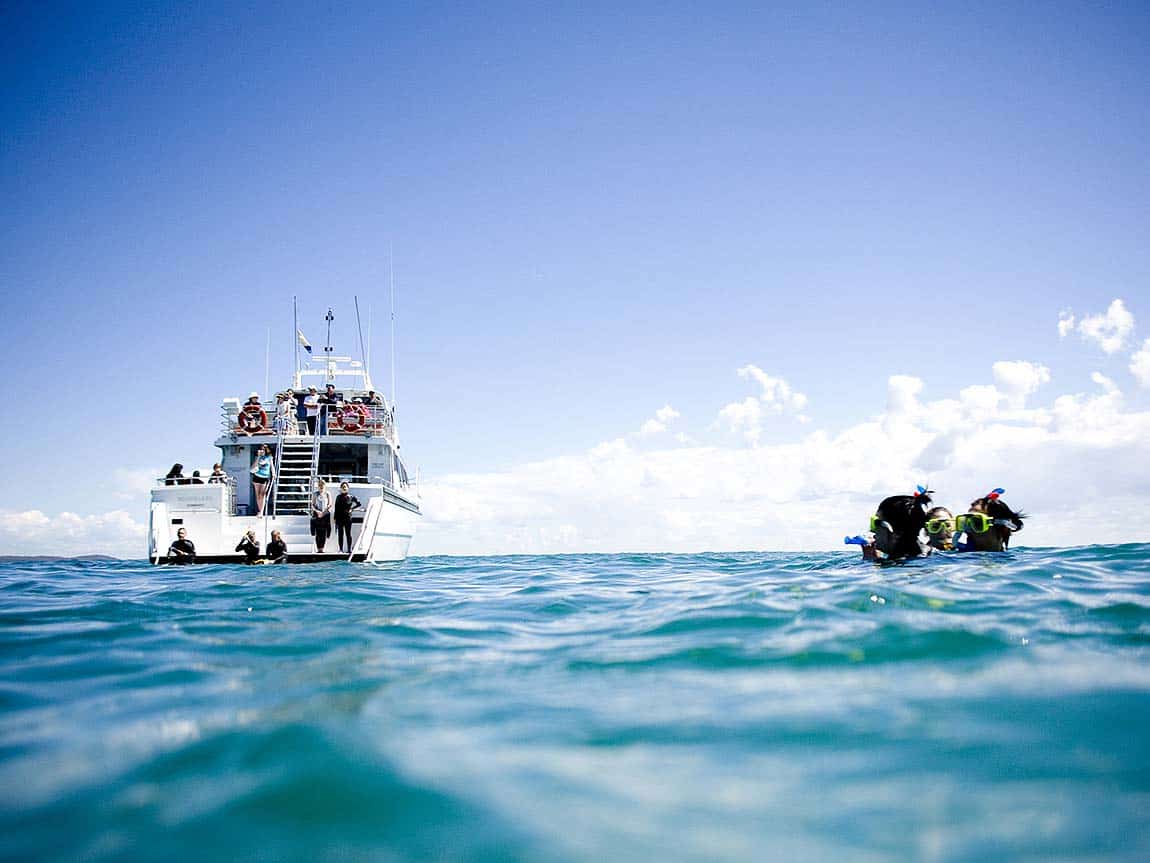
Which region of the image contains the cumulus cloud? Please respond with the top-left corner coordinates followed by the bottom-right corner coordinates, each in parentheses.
top-left (638, 405), bottom-right (681, 436)
top-left (992, 360), bottom-right (1051, 409)
top-left (713, 365), bottom-right (809, 443)
top-left (1067, 299), bottom-right (1135, 355)
top-left (0, 509), bottom-right (145, 558)
top-left (1131, 339), bottom-right (1150, 387)
top-left (1057, 311), bottom-right (1076, 339)
top-left (414, 356), bottom-right (1150, 555)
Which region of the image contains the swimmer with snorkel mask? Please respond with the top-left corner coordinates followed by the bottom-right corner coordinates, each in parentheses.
top-left (952, 488), bottom-right (1026, 552)
top-left (847, 486), bottom-right (1026, 560)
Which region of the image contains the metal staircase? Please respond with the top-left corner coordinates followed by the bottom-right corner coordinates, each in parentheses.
top-left (272, 437), bottom-right (317, 515)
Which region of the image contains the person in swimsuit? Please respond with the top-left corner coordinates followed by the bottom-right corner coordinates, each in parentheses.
top-left (250, 444), bottom-right (275, 516)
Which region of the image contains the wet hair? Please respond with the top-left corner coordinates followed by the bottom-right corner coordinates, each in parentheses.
top-left (873, 491), bottom-right (933, 559)
top-left (970, 496), bottom-right (1026, 532)
top-left (925, 506), bottom-right (953, 521)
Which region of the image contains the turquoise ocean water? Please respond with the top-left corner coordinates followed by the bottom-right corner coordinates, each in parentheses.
top-left (2, 547), bottom-right (1148, 862)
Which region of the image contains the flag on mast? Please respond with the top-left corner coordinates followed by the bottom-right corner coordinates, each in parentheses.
top-left (297, 329), bottom-right (313, 354)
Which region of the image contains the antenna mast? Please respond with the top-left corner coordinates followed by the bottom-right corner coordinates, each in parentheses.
top-left (389, 246), bottom-right (397, 407)
top-left (354, 295), bottom-right (372, 391)
top-left (324, 308), bottom-right (335, 384)
top-left (293, 296), bottom-right (300, 387)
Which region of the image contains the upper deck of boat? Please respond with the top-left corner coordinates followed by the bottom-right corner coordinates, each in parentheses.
top-left (217, 389), bottom-right (397, 448)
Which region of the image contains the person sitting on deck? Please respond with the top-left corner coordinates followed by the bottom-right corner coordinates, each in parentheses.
top-left (364, 390), bottom-right (383, 406)
top-left (165, 464), bottom-right (185, 486)
top-left (208, 464), bottom-right (227, 483)
top-left (167, 528), bottom-right (196, 564)
top-left (266, 529), bottom-right (288, 564)
top-left (235, 529), bottom-right (260, 564)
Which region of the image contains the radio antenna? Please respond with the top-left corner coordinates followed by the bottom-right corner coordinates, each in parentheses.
top-left (389, 244), bottom-right (397, 407)
top-left (354, 295), bottom-right (372, 391)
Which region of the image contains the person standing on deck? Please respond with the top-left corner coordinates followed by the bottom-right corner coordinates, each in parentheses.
top-left (303, 387), bottom-right (319, 436)
top-left (334, 482), bottom-right (362, 554)
top-left (318, 383), bottom-right (341, 435)
top-left (250, 444), bottom-right (275, 517)
top-left (310, 479), bottom-right (333, 553)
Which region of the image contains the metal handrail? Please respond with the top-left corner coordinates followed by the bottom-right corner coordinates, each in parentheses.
top-left (220, 398), bottom-right (395, 439)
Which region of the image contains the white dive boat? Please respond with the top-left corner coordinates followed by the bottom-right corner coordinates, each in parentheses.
top-left (148, 314), bottom-right (420, 564)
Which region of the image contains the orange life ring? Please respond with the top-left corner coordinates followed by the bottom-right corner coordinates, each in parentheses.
top-left (239, 405), bottom-right (268, 433)
top-left (336, 404), bottom-right (368, 432)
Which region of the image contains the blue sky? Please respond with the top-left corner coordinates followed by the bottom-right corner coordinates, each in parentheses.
top-left (2, 2), bottom-right (1149, 555)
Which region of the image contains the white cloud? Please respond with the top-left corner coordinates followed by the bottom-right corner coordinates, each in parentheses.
top-left (0, 509), bottom-right (146, 558)
top-left (992, 360), bottom-right (1051, 409)
top-left (713, 366), bottom-right (809, 443)
top-left (1057, 310), bottom-right (1076, 338)
top-left (1074, 298), bottom-right (1134, 354)
top-left (1131, 338), bottom-right (1150, 387)
top-left (414, 356), bottom-right (1150, 555)
top-left (638, 405), bottom-right (681, 436)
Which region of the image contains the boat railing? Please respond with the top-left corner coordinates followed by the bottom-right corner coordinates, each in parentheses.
top-left (156, 474), bottom-right (235, 487)
top-left (220, 399), bottom-right (395, 439)
top-left (316, 473), bottom-right (416, 493)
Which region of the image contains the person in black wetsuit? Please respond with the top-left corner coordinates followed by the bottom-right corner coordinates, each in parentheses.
top-left (334, 482), bottom-right (362, 553)
top-left (266, 529), bottom-right (287, 563)
top-left (165, 464), bottom-right (185, 486)
top-left (235, 529), bottom-right (260, 564)
top-left (167, 528), bottom-right (196, 563)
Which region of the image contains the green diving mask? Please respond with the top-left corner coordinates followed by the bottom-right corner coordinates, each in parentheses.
top-left (955, 512), bottom-right (1013, 534)
top-left (925, 517), bottom-right (954, 535)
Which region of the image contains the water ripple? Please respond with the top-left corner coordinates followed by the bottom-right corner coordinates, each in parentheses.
top-left (2, 545), bottom-right (1149, 861)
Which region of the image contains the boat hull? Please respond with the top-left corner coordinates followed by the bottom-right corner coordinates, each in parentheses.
top-left (148, 482), bottom-right (419, 565)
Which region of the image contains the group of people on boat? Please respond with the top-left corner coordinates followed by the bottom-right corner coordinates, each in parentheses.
top-left (309, 480), bottom-right (362, 553)
top-left (234, 529), bottom-right (288, 564)
top-left (163, 480), bottom-right (364, 563)
top-left (164, 463), bottom-right (228, 486)
top-left (236, 384), bottom-right (387, 437)
top-left (847, 486), bottom-right (1027, 561)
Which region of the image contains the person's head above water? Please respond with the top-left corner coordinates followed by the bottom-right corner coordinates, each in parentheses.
top-left (958, 489), bottom-right (1025, 551)
top-left (871, 486), bottom-right (934, 560)
top-left (923, 506), bottom-right (955, 551)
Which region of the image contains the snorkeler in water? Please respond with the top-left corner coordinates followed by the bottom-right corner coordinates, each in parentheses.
top-left (953, 489), bottom-right (1026, 552)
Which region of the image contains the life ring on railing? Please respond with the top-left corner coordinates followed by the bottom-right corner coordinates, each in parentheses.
top-left (239, 405), bottom-right (268, 433)
top-left (336, 404), bottom-right (369, 433)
